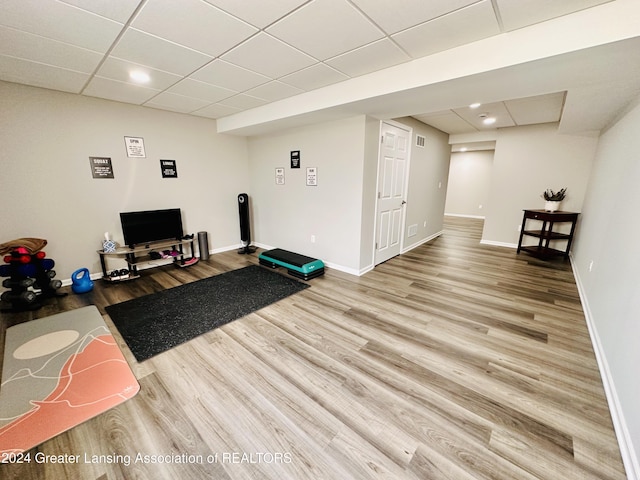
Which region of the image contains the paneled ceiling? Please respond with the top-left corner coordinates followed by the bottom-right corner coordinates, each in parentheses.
top-left (413, 91), bottom-right (566, 135)
top-left (0, 0), bottom-right (632, 137)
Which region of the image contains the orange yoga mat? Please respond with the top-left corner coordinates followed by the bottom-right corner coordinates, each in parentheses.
top-left (0, 306), bottom-right (139, 456)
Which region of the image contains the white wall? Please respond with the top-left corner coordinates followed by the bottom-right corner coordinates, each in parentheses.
top-left (247, 116), bottom-right (369, 274)
top-left (246, 115), bottom-right (451, 274)
top-left (0, 82), bottom-right (451, 283)
top-left (393, 117), bottom-right (451, 251)
top-left (482, 123), bottom-right (597, 247)
top-left (0, 81), bottom-right (249, 282)
top-left (359, 116), bottom-right (381, 270)
top-left (572, 95), bottom-right (640, 478)
top-left (445, 150), bottom-right (494, 218)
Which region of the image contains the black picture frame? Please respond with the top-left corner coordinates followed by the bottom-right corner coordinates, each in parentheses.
top-left (290, 150), bottom-right (300, 168)
top-left (160, 159), bottom-right (178, 178)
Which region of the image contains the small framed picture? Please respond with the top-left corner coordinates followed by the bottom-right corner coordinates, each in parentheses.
top-left (160, 159), bottom-right (178, 178)
top-left (306, 167), bottom-right (317, 186)
top-left (291, 150), bottom-right (300, 168)
top-left (124, 136), bottom-right (146, 158)
top-left (89, 156), bottom-right (114, 179)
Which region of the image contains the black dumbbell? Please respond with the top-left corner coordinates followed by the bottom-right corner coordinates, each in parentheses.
top-left (1, 290), bottom-right (37, 304)
top-left (3, 277), bottom-right (36, 288)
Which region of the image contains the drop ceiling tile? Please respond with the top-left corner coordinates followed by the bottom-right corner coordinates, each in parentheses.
top-left (0, 54), bottom-right (90, 93)
top-left (413, 111), bottom-right (478, 135)
top-left (144, 91), bottom-right (211, 113)
top-left (190, 59), bottom-right (269, 92)
top-left (166, 78), bottom-right (236, 103)
top-left (495, 0), bottom-right (613, 32)
top-left (96, 57), bottom-right (182, 89)
top-left (453, 101), bottom-right (515, 129)
top-left (83, 76), bottom-right (161, 104)
top-left (221, 33), bottom-right (316, 79)
top-left (279, 63), bottom-right (349, 91)
top-left (0, 25), bottom-right (103, 73)
top-left (351, 0), bottom-right (479, 34)
top-left (191, 102), bottom-right (241, 119)
top-left (326, 38), bottom-right (410, 78)
top-left (218, 93), bottom-right (268, 110)
top-left (203, 0), bottom-right (307, 28)
top-left (0, 0), bottom-right (124, 52)
top-left (111, 28), bottom-right (212, 76)
top-left (58, 0), bottom-right (142, 23)
top-left (132, 0), bottom-right (257, 57)
top-left (245, 81), bottom-right (304, 102)
top-left (267, 0), bottom-right (384, 60)
top-left (392, 0), bottom-right (500, 59)
top-left (505, 92), bottom-right (565, 125)
top-left (0, 0), bottom-right (622, 131)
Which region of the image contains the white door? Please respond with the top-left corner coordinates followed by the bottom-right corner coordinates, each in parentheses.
top-left (374, 122), bottom-right (410, 265)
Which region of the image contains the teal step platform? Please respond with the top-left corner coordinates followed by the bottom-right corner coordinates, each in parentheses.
top-left (259, 248), bottom-right (325, 280)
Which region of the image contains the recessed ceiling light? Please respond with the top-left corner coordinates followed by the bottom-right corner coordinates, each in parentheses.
top-left (129, 71), bottom-right (150, 83)
top-left (460, 147), bottom-right (468, 152)
top-left (469, 103), bottom-right (481, 109)
top-left (483, 117), bottom-right (497, 125)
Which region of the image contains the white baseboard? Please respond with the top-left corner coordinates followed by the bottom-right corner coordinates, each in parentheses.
top-left (570, 254), bottom-right (639, 480)
top-left (250, 241), bottom-right (273, 251)
top-left (402, 230), bottom-right (443, 253)
top-left (479, 239), bottom-right (518, 249)
top-left (444, 213), bottom-right (486, 219)
top-left (325, 261), bottom-right (366, 276)
top-left (211, 244), bottom-right (243, 255)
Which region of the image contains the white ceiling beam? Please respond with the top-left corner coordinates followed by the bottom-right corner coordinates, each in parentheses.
top-left (449, 131), bottom-right (498, 145)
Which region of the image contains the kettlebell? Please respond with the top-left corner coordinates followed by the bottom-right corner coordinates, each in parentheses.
top-left (71, 268), bottom-right (94, 294)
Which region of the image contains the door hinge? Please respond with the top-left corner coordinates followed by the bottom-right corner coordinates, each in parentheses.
top-left (377, 191), bottom-right (381, 199)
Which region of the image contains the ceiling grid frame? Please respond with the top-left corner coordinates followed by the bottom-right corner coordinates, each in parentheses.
top-left (1, 0), bottom-right (635, 138)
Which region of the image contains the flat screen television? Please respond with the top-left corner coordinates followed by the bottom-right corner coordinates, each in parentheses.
top-left (120, 208), bottom-right (183, 248)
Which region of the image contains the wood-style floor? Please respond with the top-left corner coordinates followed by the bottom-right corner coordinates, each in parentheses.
top-left (0, 217), bottom-right (626, 479)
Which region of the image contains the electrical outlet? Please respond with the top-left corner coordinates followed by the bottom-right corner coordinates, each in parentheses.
top-left (589, 260), bottom-right (594, 272)
top-left (310, 235), bottom-right (316, 243)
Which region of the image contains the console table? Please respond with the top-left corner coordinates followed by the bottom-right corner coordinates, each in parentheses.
top-left (98, 237), bottom-right (197, 282)
top-left (517, 209), bottom-right (579, 260)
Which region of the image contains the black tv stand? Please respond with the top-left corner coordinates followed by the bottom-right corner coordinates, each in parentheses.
top-left (98, 237), bottom-right (198, 282)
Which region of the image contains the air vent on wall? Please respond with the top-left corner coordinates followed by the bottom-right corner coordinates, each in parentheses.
top-left (416, 135), bottom-right (425, 148)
